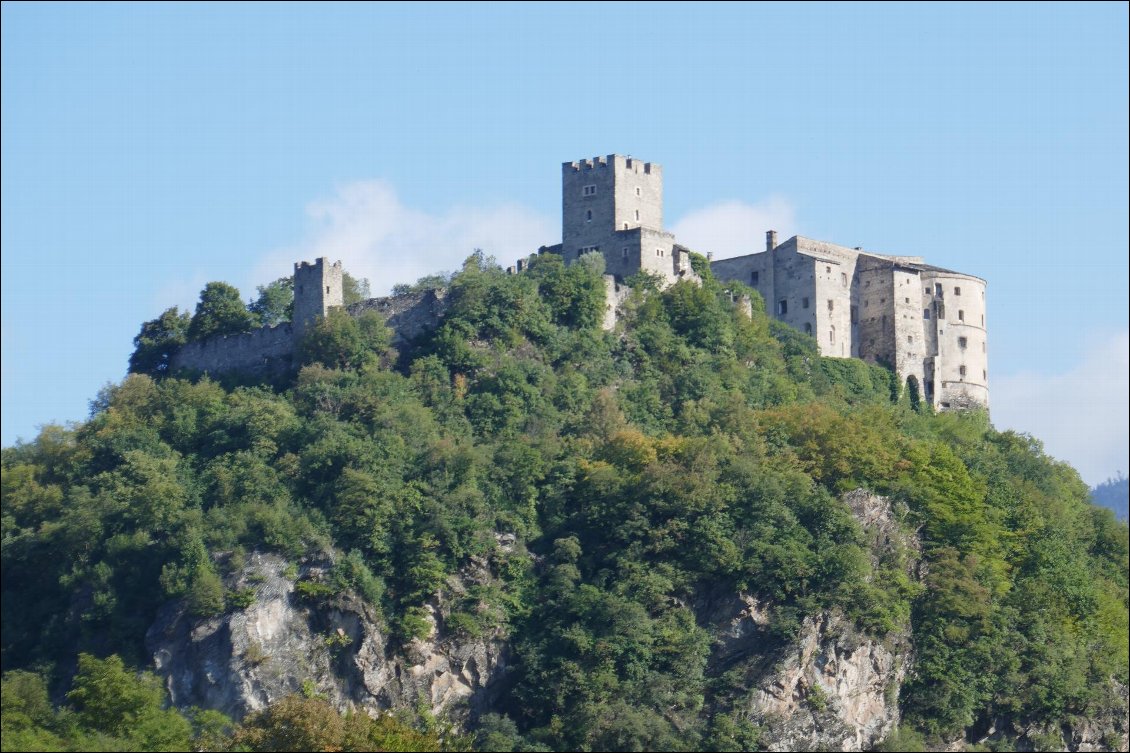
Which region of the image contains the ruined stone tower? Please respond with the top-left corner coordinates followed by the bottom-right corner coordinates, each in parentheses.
top-left (292, 257), bottom-right (343, 338)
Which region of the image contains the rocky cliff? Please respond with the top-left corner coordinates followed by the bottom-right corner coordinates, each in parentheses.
top-left (145, 491), bottom-right (1126, 751)
top-left (146, 551), bottom-right (508, 724)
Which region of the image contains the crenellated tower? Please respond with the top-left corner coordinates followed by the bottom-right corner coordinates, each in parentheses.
top-left (292, 257), bottom-right (344, 338)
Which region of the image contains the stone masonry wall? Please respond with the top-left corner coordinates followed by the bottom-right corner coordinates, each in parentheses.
top-left (171, 323), bottom-right (295, 378)
top-left (172, 289), bottom-right (451, 378)
top-left (346, 289), bottom-right (449, 346)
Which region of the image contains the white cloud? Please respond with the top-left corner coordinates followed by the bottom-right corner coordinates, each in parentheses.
top-left (991, 330), bottom-right (1129, 486)
top-left (250, 180), bottom-right (555, 295)
top-left (671, 197), bottom-right (796, 260)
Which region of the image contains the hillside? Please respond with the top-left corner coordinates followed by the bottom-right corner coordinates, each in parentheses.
top-left (1093, 476), bottom-right (1129, 522)
top-left (2, 252), bottom-right (1127, 752)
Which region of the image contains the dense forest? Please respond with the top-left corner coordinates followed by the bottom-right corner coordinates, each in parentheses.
top-left (2, 251), bottom-right (1127, 752)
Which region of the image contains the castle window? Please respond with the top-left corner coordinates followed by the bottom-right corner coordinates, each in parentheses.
top-left (958, 310), bottom-right (965, 321)
top-left (804, 323), bottom-right (812, 335)
top-left (983, 369), bottom-right (987, 380)
top-left (908, 335), bottom-right (913, 344)
top-left (802, 297), bottom-right (810, 309)
top-left (936, 303), bottom-right (945, 319)
top-left (981, 314), bottom-right (985, 326)
top-left (841, 272), bottom-right (848, 286)
top-left (656, 248), bottom-right (664, 257)
top-left (827, 299), bottom-right (834, 311)
top-left (778, 299), bottom-right (788, 315)
top-left (622, 247), bottom-right (629, 258)
top-left (751, 271), bottom-right (759, 285)
top-left (636, 187), bottom-right (641, 196)
top-left (829, 326), bottom-right (835, 345)
top-left (905, 297), bottom-right (910, 304)
top-left (982, 341), bottom-right (985, 353)
top-left (959, 365), bottom-right (967, 378)
top-left (326, 286), bottom-right (330, 294)
top-left (826, 266), bottom-right (832, 274)
top-left (624, 223), bottom-right (629, 229)
top-left (635, 210), bottom-right (640, 221)
top-left (958, 336), bottom-right (968, 349)
top-left (850, 306), bottom-right (858, 323)
top-left (582, 185), bottom-right (597, 197)
top-left (954, 286), bottom-right (961, 296)
top-left (925, 286), bottom-right (931, 295)
top-left (923, 308), bottom-right (930, 319)
top-left (586, 209), bottom-right (592, 222)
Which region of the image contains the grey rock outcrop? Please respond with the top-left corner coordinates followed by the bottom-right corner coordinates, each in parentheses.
top-left (146, 551), bottom-right (507, 723)
top-left (701, 489), bottom-right (917, 752)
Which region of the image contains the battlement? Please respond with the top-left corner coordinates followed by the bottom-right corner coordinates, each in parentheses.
top-left (563, 155), bottom-right (657, 174)
top-left (295, 258), bottom-right (343, 272)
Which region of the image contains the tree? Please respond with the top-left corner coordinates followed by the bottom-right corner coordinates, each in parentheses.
top-left (187, 282), bottom-right (256, 341)
top-left (128, 307), bottom-right (191, 376)
top-left (343, 272), bottom-right (371, 305)
top-left (66, 654), bottom-right (192, 750)
top-left (297, 309), bottom-right (392, 371)
top-left (249, 276), bottom-right (294, 326)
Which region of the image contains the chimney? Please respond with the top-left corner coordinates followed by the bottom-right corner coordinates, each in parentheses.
top-left (767, 230), bottom-right (778, 252)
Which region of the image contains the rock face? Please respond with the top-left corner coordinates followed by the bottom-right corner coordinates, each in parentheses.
top-left (700, 489), bottom-right (916, 752)
top-left (747, 609), bottom-right (907, 751)
top-left (146, 552), bottom-right (507, 723)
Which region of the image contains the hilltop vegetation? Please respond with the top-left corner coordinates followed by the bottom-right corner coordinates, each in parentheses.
top-left (2, 251), bottom-right (1127, 751)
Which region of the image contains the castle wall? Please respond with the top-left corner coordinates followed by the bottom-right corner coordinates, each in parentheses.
top-left (713, 236), bottom-right (986, 411)
top-left (922, 271), bottom-right (988, 409)
top-left (346, 289), bottom-right (449, 346)
top-left (801, 240), bottom-right (858, 359)
top-left (170, 323), bottom-right (295, 378)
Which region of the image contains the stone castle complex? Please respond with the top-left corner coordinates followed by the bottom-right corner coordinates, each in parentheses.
top-left (172, 153), bottom-right (988, 411)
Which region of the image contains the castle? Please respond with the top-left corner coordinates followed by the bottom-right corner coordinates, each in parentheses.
top-left (540, 154), bottom-right (988, 411)
top-left (171, 153), bottom-right (988, 411)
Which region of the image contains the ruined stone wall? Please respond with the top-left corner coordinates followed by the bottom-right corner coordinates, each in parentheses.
top-left (172, 288), bottom-right (451, 378)
top-left (171, 323), bottom-right (295, 378)
top-left (346, 289), bottom-right (449, 346)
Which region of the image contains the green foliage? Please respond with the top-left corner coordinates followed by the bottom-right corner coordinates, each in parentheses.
top-left (342, 272), bottom-right (372, 305)
top-left (128, 306), bottom-right (191, 376)
top-left (2, 250), bottom-right (1127, 751)
top-left (187, 282), bottom-right (257, 341)
top-left (297, 308), bottom-right (392, 370)
top-left (249, 276), bottom-right (294, 326)
top-left (232, 695), bottom-right (448, 752)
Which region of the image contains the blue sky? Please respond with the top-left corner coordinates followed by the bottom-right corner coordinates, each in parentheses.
top-left (2, 2), bottom-right (1127, 484)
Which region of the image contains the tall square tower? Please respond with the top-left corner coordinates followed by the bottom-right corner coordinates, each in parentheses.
top-left (561, 155), bottom-right (665, 274)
